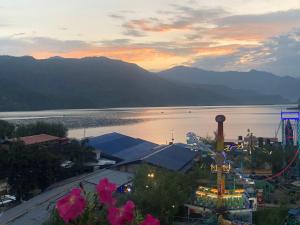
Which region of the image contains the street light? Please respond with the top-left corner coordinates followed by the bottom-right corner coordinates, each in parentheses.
top-left (147, 172), bottom-right (155, 178)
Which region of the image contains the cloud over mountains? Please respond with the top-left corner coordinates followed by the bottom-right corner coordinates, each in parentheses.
top-left (0, 1), bottom-right (299, 76)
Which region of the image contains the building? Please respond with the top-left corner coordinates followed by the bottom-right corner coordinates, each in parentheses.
top-left (243, 136), bottom-right (278, 146)
top-left (0, 169), bottom-right (133, 225)
top-left (8, 134), bottom-right (68, 146)
top-left (1, 133), bottom-right (200, 224)
top-left (87, 133), bottom-right (199, 173)
top-left (115, 143), bottom-right (199, 173)
top-left (87, 132), bottom-right (158, 162)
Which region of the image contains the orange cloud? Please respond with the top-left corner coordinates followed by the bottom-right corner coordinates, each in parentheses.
top-left (31, 45), bottom-right (189, 71)
top-left (31, 43), bottom-right (247, 71)
top-left (194, 45), bottom-right (241, 56)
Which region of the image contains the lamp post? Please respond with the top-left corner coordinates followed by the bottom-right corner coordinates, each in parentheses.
top-left (147, 172), bottom-right (155, 178)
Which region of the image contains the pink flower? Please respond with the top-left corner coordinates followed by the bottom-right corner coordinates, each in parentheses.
top-left (107, 200), bottom-right (135, 225)
top-left (56, 188), bottom-right (86, 223)
top-left (96, 178), bottom-right (117, 207)
top-left (139, 214), bottom-right (160, 225)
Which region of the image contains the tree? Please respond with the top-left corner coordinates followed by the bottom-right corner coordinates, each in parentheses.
top-left (0, 120), bottom-right (15, 139)
top-left (55, 139), bottom-right (96, 173)
top-left (7, 142), bottom-right (60, 200)
top-left (2, 121), bottom-right (96, 201)
top-left (253, 207), bottom-right (288, 225)
top-left (15, 121), bottom-right (67, 137)
top-left (268, 144), bottom-right (285, 173)
top-left (131, 165), bottom-right (194, 225)
top-left (0, 146), bottom-right (10, 179)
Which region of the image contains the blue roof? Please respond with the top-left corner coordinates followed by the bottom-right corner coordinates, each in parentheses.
top-left (143, 144), bottom-right (198, 171)
top-left (115, 142), bottom-right (158, 161)
top-left (87, 133), bottom-right (158, 160)
top-left (289, 209), bottom-right (300, 216)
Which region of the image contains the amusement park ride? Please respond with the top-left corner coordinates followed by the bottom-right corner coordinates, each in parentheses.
top-left (276, 111), bottom-right (300, 179)
top-left (186, 111), bottom-right (300, 225)
top-left (189, 115), bottom-right (254, 225)
top-left (269, 111), bottom-right (300, 180)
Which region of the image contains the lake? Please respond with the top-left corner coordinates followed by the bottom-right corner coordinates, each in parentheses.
top-left (0, 105), bottom-right (292, 144)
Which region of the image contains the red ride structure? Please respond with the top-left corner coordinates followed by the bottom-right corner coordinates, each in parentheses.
top-left (264, 111), bottom-right (300, 180)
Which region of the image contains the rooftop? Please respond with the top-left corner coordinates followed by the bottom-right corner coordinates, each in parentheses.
top-left (87, 132), bottom-right (158, 161)
top-left (11, 134), bottom-right (64, 145)
top-left (143, 144), bottom-right (198, 172)
top-left (114, 141), bottom-right (158, 161)
top-left (0, 169), bottom-right (133, 225)
top-left (116, 143), bottom-right (199, 172)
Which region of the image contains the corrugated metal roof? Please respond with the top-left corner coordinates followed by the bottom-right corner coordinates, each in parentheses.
top-left (88, 132), bottom-right (124, 144)
top-left (87, 133), bottom-right (158, 161)
top-left (114, 142), bottom-right (158, 161)
top-left (83, 170), bottom-right (133, 192)
top-left (143, 144), bottom-right (198, 172)
top-left (87, 133), bottom-right (145, 155)
top-left (0, 169), bottom-right (133, 225)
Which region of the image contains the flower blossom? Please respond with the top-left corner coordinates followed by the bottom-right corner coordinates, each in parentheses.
top-left (56, 188), bottom-right (86, 223)
top-left (139, 214), bottom-right (160, 225)
top-left (96, 178), bottom-right (117, 207)
top-left (107, 200), bottom-right (135, 225)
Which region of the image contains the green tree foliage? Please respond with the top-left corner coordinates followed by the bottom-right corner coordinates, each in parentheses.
top-left (252, 143), bottom-right (285, 173)
top-left (7, 140), bottom-right (95, 201)
top-left (15, 121), bottom-right (67, 137)
top-left (253, 207), bottom-right (288, 225)
top-left (0, 146), bottom-right (10, 179)
top-left (7, 142), bottom-right (60, 200)
top-left (56, 139), bottom-right (96, 174)
top-left (131, 165), bottom-right (195, 225)
top-left (0, 120), bottom-right (15, 139)
top-left (242, 143), bottom-right (285, 173)
top-left (188, 161), bottom-right (214, 182)
top-left (269, 145), bottom-right (285, 173)
top-left (0, 119), bottom-right (97, 201)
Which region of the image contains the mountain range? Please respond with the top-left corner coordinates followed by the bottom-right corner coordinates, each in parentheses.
top-left (0, 56), bottom-right (293, 111)
top-left (158, 66), bottom-right (300, 102)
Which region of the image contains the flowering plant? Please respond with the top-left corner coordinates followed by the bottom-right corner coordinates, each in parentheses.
top-left (45, 178), bottom-right (160, 225)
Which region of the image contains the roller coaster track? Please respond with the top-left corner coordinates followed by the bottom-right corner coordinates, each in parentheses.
top-left (264, 149), bottom-right (299, 181)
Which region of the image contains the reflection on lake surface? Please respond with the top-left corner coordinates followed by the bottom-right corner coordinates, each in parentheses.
top-left (0, 105), bottom-right (292, 144)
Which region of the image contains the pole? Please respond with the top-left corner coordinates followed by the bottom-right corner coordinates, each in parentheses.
top-left (282, 119), bottom-right (286, 147)
top-left (297, 120), bottom-right (300, 178)
top-left (215, 115), bottom-right (226, 209)
top-left (233, 176), bottom-right (236, 190)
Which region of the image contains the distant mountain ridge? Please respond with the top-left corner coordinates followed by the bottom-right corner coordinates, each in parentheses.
top-left (0, 56), bottom-right (288, 111)
top-left (158, 66), bottom-right (300, 101)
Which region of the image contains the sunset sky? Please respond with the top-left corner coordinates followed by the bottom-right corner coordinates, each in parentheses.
top-left (1, 0), bottom-right (300, 76)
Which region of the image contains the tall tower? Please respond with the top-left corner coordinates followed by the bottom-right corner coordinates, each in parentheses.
top-left (280, 111), bottom-right (300, 178)
top-left (193, 115), bottom-right (251, 223)
top-left (285, 119), bottom-right (294, 147)
top-left (215, 115), bottom-right (227, 208)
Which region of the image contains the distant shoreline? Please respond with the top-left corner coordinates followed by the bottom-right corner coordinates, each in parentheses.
top-left (0, 104), bottom-right (294, 131)
top-left (0, 103), bottom-right (294, 114)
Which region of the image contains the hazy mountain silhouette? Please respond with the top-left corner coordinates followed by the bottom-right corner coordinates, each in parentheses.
top-left (158, 66), bottom-right (300, 101)
top-left (0, 56), bottom-right (287, 111)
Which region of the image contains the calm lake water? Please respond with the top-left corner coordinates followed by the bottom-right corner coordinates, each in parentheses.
top-left (0, 105), bottom-right (293, 144)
